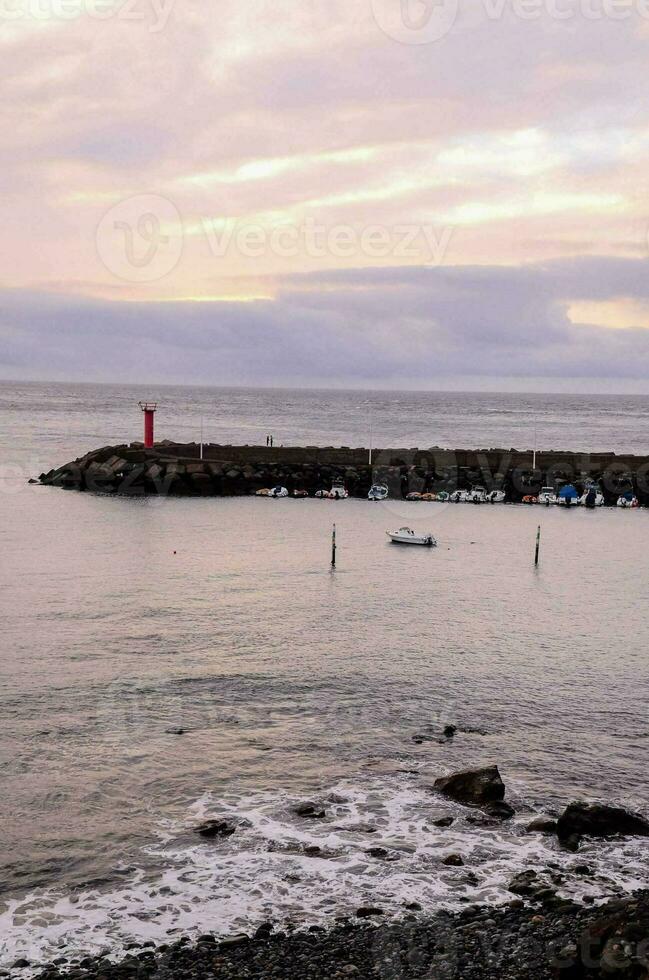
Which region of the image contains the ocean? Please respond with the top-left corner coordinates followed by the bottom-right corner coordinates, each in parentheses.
top-left (1, 381), bottom-right (648, 971)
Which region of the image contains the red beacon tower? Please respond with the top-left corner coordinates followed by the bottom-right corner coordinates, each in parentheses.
top-left (138, 402), bottom-right (157, 449)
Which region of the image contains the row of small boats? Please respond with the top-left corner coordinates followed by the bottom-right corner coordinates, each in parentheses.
top-left (256, 480), bottom-right (640, 508)
top-left (527, 486), bottom-right (639, 508)
top-left (405, 487), bottom-right (506, 504)
top-left (256, 478), bottom-right (349, 500)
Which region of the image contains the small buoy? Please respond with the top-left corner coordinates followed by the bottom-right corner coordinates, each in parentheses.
top-left (173, 550), bottom-right (177, 555)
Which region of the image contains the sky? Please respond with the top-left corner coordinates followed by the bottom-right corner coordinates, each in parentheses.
top-left (1, 0), bottom-right (649, 389)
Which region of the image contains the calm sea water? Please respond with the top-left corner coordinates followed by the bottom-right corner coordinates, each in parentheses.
top-left (1, 382), bottom-right (649, 971)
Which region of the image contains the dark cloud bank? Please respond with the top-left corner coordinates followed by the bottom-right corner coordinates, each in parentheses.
top-left (2, 256), bottom-right (649, 389)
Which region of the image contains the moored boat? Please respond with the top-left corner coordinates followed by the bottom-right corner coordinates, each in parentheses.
top-left (581, 482), bottom-right (605, 508)
top-left (557, 484), bottom-right (580, 507)
top-left (406, 492), bottom-right (422, 501)
top-left (486, 489), bottom-right (506, 503)
top-left (450, 486), bottom-right (487, 503)
top-left (387, 526), bottom-right (436, 547)
top-left (449, 489), bottom-right (470, 503)
top-left (468, 486), bottom-right (488, 504)
top-left (617, 492), bottom-right (639, 508)
top-left (538, 487), bottom-right (558, 506)
top-left (268, 486), bottom-right (289, 498)
top-left (330, 478), bottom-right (349, 500)
top-left (368, 484), bottom-right (389, 501)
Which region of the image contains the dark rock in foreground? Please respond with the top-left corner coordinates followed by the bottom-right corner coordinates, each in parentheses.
top-left (434, 765), bottom-right (506, 806)
top-left (526, 817), bottom-right (558, 835)
top-left (195, 819), bottom-right (237, 839)
top-left (294, 803), bottom-right (327, 819)
top-left (30, 891), bottom-right (649, 980)
top-left (557, 802), bottom-right (649, 850)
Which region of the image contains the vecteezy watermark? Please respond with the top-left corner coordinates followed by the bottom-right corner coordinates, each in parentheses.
top-left (482, 0), bottom-right (649, 19)
top-left (96, 193), bottom-right (184, 283)
top-left (371, 0), bottom-right (460, 44)
top-left (371, 0), bottom-right (649, 44)
top-left (0, 0), bottom-right (175, 32)
top-left (95, 195), bottom-right (455, 283)
top-left (201, 218), bottom-right (454, 266)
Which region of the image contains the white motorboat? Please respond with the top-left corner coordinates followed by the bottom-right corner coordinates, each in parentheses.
top-left (468, 486), bottom-right (488, 504)
top-left (268, 486), bottom-right (289, 498)
top-left (449, 489), bottom-right (470, 503)
top-left (486, 489), bottom-right (506, 503)
top-left (387, 526), bottom-right (436, 547)
top-left (330, 478), bottom-right (349, 500)
top-left (617, 493), bottom-right (639, 508)
top-left (580, 483), bottom-right (605, 508)
top-left (450, 486), bottom-right (486, 504)
top-left (368, 484), bottom-right (389, 501)
top-left (538, 487), bottom-right (558, 506)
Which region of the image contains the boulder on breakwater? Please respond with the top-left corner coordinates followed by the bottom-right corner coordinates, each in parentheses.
top-left (36, 441), bottom-right (649, 503)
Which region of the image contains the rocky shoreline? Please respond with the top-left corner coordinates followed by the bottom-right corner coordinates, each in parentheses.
top-left (21, 891), bottom-right (649, 979)
top-left (15, 769), bottom-right (649, 979)
top-left (36, 442), bottom-right (649, 504)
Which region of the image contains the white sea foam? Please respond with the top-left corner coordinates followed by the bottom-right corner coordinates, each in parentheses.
top-left (2, 773), bottom-right (648, 973)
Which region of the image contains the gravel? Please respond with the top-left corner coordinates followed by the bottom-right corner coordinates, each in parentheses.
top-left (27, 890), bottom-right (649, 980)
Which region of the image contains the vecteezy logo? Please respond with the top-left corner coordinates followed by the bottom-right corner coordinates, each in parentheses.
top-left (371, 0), bottom-right (459, 44)
top-left (96, 193), bottom-right (183, 283)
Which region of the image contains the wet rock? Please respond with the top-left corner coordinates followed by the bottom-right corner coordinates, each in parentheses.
top-left (526, 817), bottom-right (558, 834)
top-left (443, 725), bottom-right (458, 738)
top-left (433, 816), bottom-right (455, 828)
top-left (434, 765), bottom-right (506, 806)
top-left (508, 870), bottom-right (540, 896)
top-left (557, 802), bottom-right (649, 848)
top-left (366, 847), bottom-right (389, 859)
top-left (294, 803), bottom-right (327, 819)
top-left (195, 819), bottom-right (237, 839)
top-left (356, 907), bottom-right (384, 918)
top-left (327, 793), bottom-right (349, 804)
top-left (218, 934), bottom-right (250, 948)
top-left (484, 801), bottom-right (516, 820)
top-left (572, 864), bottom-right (593, 876)
top-left (254, 923), bottom-right (273, 939)
top-left (442, 854), bottom-right (465, 867)
top-left (12, 961), bottom-right (30, 970)
top-left (465, 814), bottom-right (499, 827)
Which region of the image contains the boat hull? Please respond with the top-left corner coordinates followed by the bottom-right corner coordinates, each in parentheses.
top-left (387, 531), bottom-right (436, 547)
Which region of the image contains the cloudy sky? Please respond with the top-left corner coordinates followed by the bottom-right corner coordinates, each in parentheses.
top-left (2, 0), bottom-right (649, 389)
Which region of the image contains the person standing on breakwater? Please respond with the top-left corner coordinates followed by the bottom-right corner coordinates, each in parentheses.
top-left (270, 435), bottom-right (274, 447)
top-left (266, 435), bottom-right (270, 447)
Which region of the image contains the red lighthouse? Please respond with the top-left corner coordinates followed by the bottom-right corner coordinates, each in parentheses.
top-left (139, 402), bottom-right (157, 449)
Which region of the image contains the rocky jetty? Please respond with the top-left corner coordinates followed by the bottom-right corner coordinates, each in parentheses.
top-left (36, 442), bottom-right (649, 503)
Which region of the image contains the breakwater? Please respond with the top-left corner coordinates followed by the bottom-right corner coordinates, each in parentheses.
top-left (37, 441), bottom-right (649, 504)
